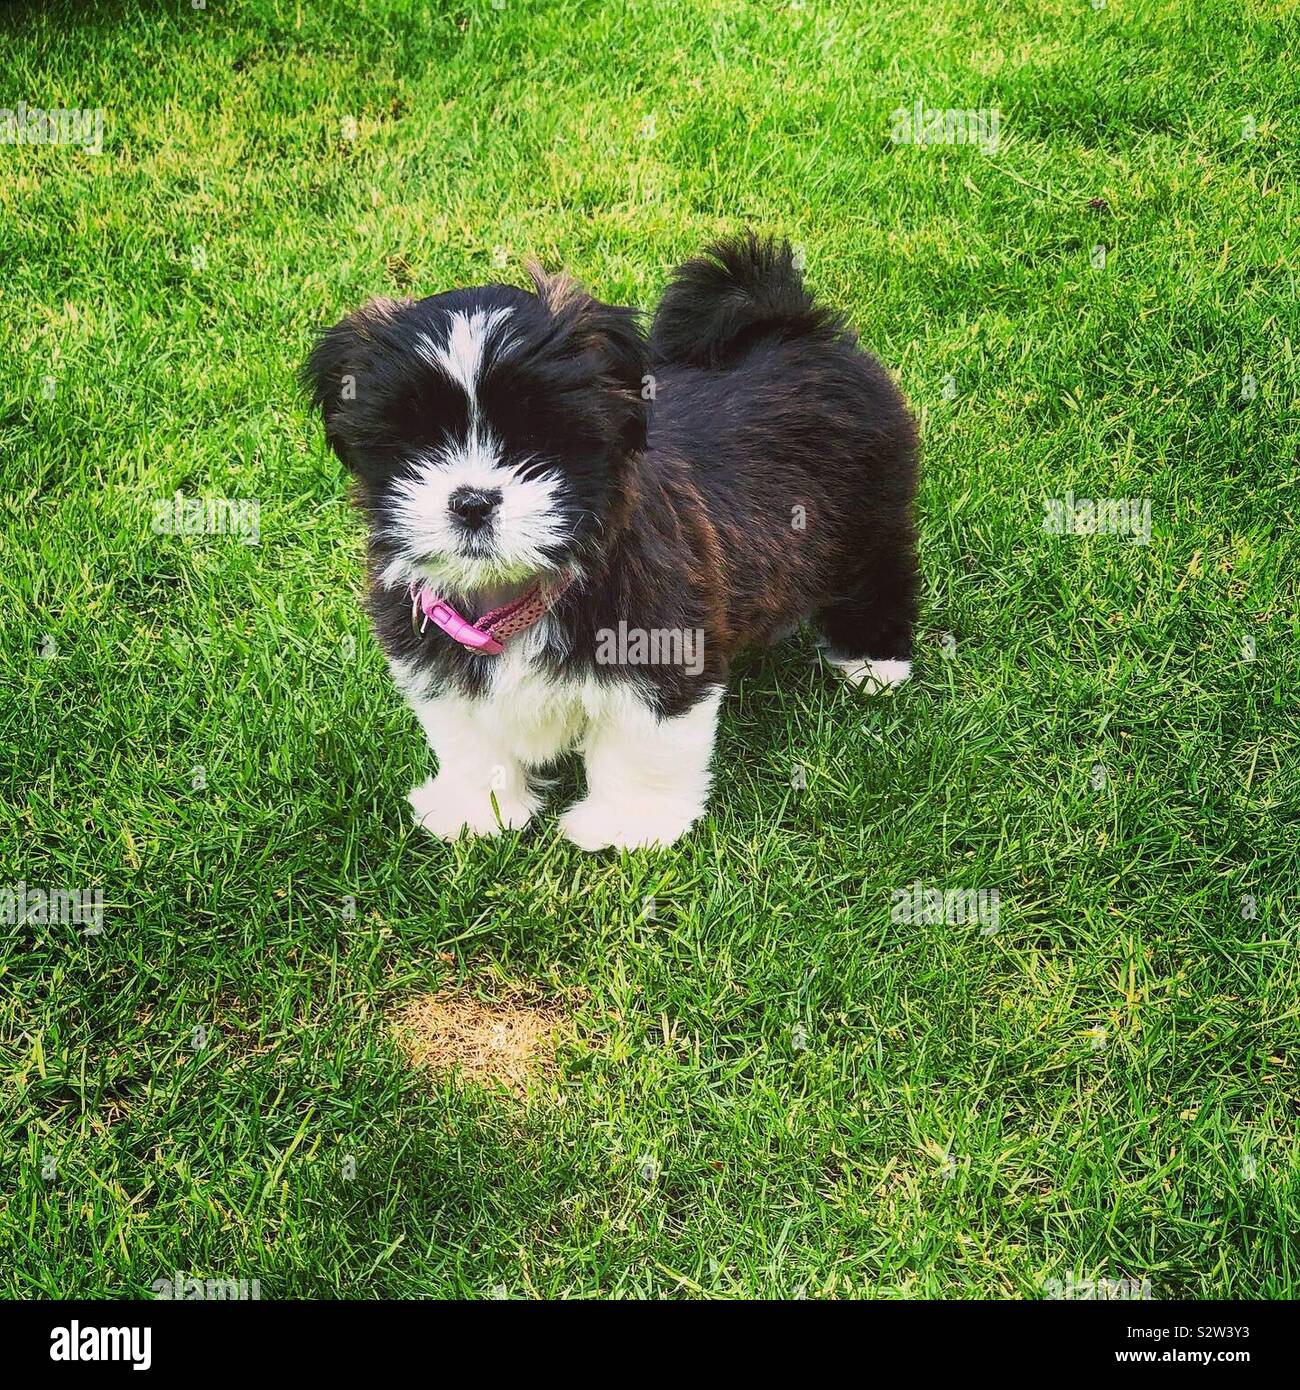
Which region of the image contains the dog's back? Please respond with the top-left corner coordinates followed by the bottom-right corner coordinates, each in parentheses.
top-left (644, 234), bottom-right (920, 673)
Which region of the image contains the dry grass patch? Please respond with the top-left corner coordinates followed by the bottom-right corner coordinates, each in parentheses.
top-left (392, 988), bottom-right (570, 1099)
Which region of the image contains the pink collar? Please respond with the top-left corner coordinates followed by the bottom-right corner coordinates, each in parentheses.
top-left (408, 574), bottom-right (573, 655)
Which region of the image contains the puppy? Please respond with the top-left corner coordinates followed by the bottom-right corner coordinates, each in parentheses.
top-left (304, 234), bottom-right (918, 850)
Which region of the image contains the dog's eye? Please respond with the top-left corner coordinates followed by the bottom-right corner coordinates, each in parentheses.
top-left (386, 372), bottom-right (472, 448)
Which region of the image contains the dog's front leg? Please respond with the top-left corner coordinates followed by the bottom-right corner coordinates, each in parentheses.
top-left (560, 685), bottom-right (724, 851)
top-left (404, 689), bottom-right (539, 839)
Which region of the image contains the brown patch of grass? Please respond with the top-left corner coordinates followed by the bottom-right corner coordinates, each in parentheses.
top-left (392, 988), bottom-right (569, 1099)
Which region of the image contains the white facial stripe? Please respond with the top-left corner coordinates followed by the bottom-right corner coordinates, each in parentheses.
top-left (414, 308), bottom-right (513, 416)
top-left (388, 305), bottom-right (564, 591)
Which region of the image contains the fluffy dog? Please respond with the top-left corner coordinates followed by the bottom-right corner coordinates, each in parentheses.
top-left (304, 235), bottom-right (918, 850)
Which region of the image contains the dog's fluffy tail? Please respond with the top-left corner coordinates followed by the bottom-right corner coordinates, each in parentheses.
top-left (649, 232), bottom-right (845, 368)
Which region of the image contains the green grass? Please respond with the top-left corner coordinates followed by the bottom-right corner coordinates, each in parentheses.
top-left (2, 0), bottom-right (1298, 1299)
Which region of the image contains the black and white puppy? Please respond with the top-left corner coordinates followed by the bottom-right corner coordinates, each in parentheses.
top-left (304, 235), bottom-right (918, 850)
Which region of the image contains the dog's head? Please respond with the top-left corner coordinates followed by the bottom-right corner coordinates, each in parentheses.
top-left (303, 265), bottom-right (647, 595)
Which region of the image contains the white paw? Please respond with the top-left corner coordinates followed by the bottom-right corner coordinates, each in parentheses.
top-left (825, 655), bottom-right (911, 693)
top-left (407, 775), bottom-right (535, 839)
top-left (558, 795), bottom-right (700, 852)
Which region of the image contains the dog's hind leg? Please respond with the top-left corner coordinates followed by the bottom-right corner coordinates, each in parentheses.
top-left (815, 537), bottom-right (918, 693)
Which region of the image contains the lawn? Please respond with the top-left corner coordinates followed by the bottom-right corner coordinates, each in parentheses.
top-left (2, 0), bottom-right (1297, 1299)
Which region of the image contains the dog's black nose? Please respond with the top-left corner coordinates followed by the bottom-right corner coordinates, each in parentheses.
top-left (447, 486), bottom-right (501, 531)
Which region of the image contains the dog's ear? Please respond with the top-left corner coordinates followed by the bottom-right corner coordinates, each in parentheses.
top-left (301, 296), bottom-right (411, 466)
top-left (526, 262), bottom-right (648, 453)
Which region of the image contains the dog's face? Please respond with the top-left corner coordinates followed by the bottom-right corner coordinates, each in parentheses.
top-left (304, 267), bottom-right (646, 594)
